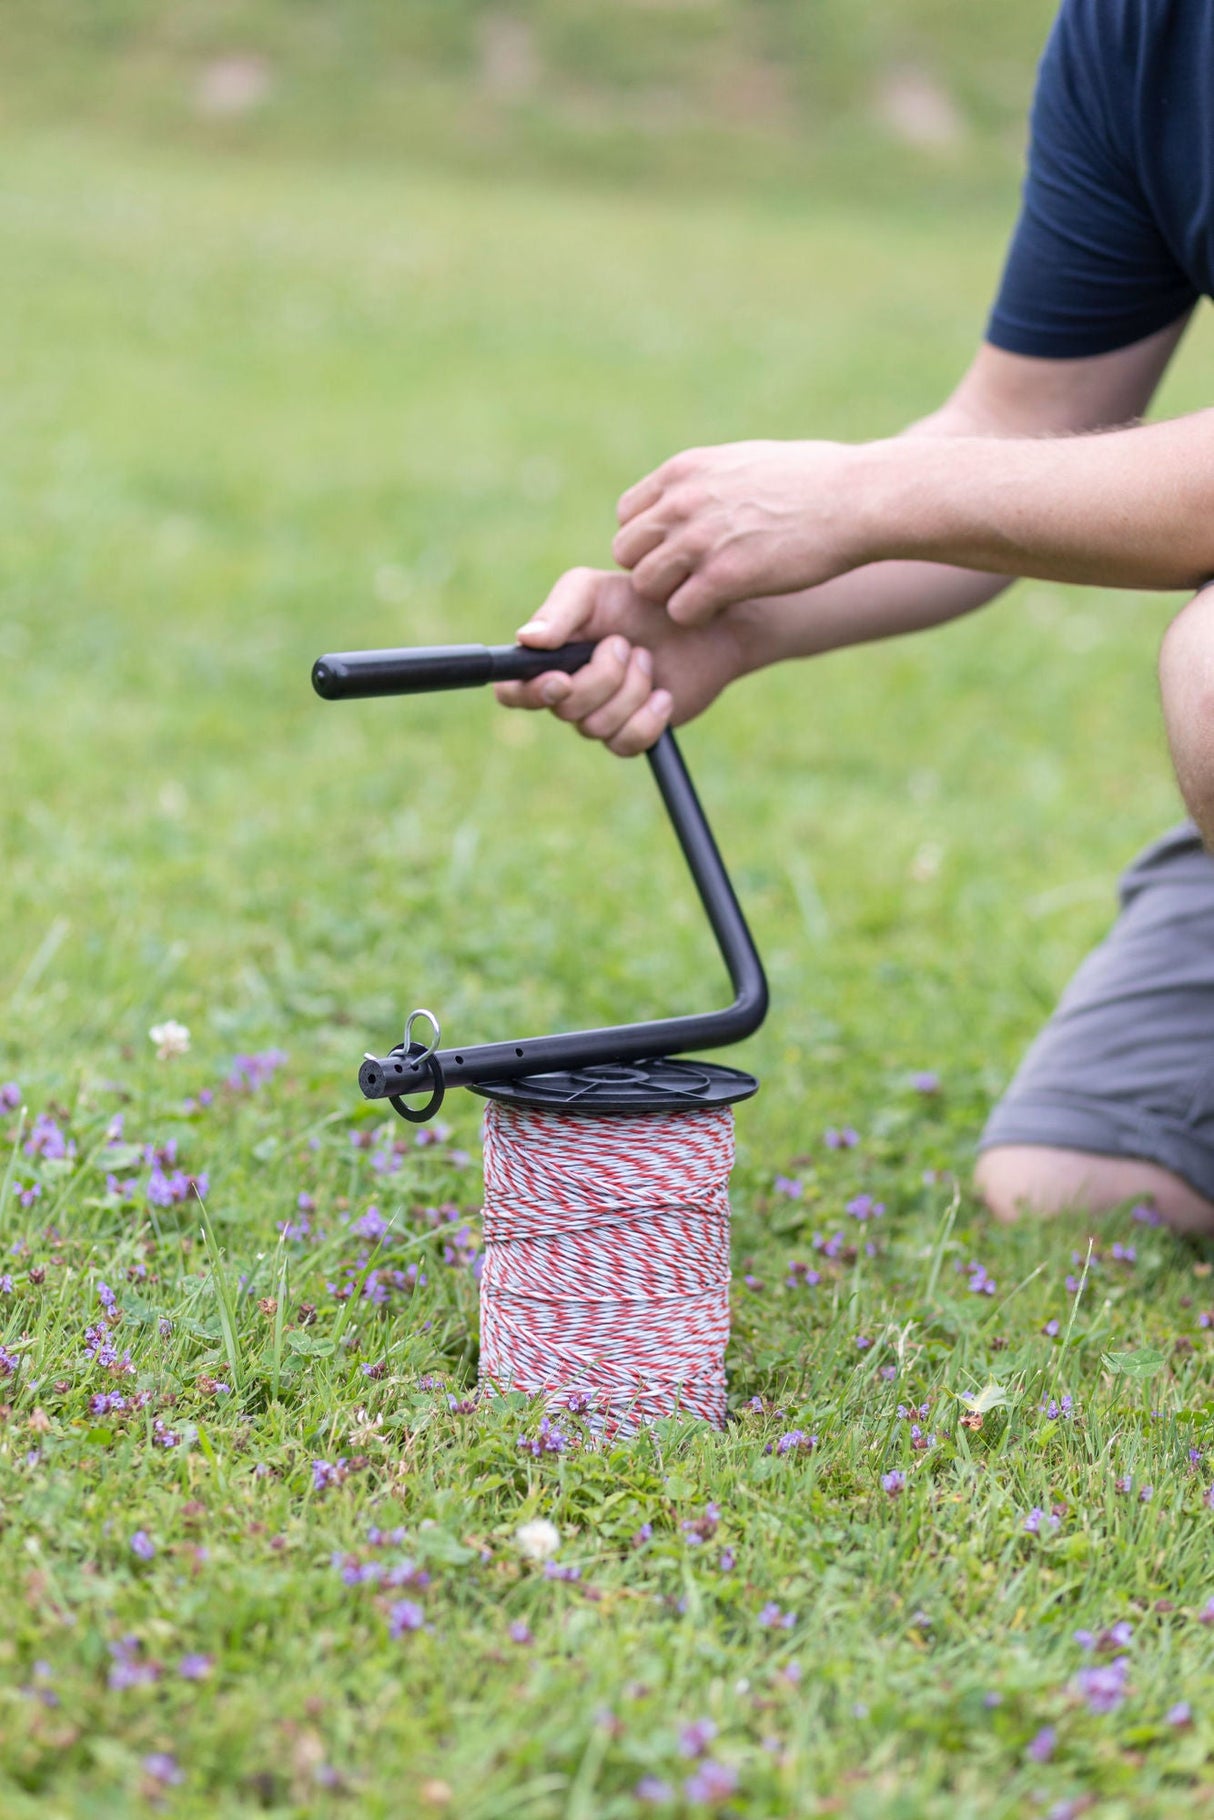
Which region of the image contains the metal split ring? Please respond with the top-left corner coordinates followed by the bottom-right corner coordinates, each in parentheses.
top-left (387, 1008), bottom-right (445, 1124)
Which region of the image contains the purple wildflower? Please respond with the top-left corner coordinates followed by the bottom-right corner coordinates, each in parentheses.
top-left (1023, 1508), bottom-right (1059, 1535)
top-left (855, 1334), bottom-right (872, 1351)
top-left (142, 1753), bottom-right (182, 1787)
top-left (388, 1600), bottom-right (425, 1637)
top-left (1075, 1658), bottom-right (1129, 1714)
top-left (108, 1636), bottom-right (159, 1690)
top-left (1115, 1475), bottom-right (1133, 1496)
top-left (1168, 1701), bottom-right (1193, 1727)
top-left (774, 1430), bottom-right (817, 1456)
top-left (881, 1470), bottom-right (905, 1497)
top-left (1043, 1319), bottom-right (1060, 1338)
top-left (517, 1416), bottom-right (570, 1457)
top-left (226, 1049), bottom-right (287, 1092)
top-left (785, 1260), bottom-right (821, 1288)
top-left (311, 1458), bottom-right (346, 1492)
top-left (130, 1530), bottom-right (155, 1562)
top-left (178, 1653), bottom-right (212, 1681)
top-left (145, 1167), bottom-right (174, 1208)
top-left (635, 1778), bottom-right (673, 1804)
top-left (0, 1346), bottom-right (21, 1378)
top-left (773, 1175), bottom-right (802, 1199)
top-left (966, 1261), bottom-right (996, 1296)
top-left (758, 1602), bottom-right (795, 1630)
top-left (0, 1082), bottom-right (20, 1112)
top-left (632, 1524), bottom-right (653, 1547)
top-left (680, 1504), bottom-right (720, 1545)
top-left (912, 1071), bottom-right (940, 1095)
top-left (542, 1561), bottom-right (582, 1583)
top-left (1026, 1726), bottom-right (1056, 1764)
top-left (846, 1194), bottom-right (884, 1221)
top-left (679, 1719), bottom-right (718, 1759)
top-left (1110, 1242), bottom-right (1136, 1264)
top-left (353, 1206), bottom-right (388, 1241)
top-left (508, 1620), bottom-right (533, 1645)
top-left (384, 1560), bottom-right (430, 1590)
top-left (683, 1761), bottom-right (738, 1804)
top-left (1131, 1201), bottom-right (1164, 1225)
top-left (0, 1276), bottom-right (12, 1294)
top-left (824, 1127), bottom-right (859, 1149)
top-left (366, 1526), bottom-right (406, 1550)
top-left (24, 1114), bottom-right (72, 1160)
top-left (718, 1548), bottom-right (736, 1572)
top-left (97, 1281), bottom-right (117, 1312)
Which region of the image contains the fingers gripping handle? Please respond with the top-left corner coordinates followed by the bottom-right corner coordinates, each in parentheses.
top-left (312, 642), bottom-right (598, 701)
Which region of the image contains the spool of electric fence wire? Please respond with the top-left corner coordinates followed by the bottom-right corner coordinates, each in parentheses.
top-left (479, 1094), bottom-right (736, 1430)
top-left (311, 640), bottom-right (769, 1431)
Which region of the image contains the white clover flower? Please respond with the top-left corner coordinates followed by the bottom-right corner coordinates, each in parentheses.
top-left (514, 1517), bottom-right (560, 1561)
top-left (149, 1020), bottom-right (191, 1061)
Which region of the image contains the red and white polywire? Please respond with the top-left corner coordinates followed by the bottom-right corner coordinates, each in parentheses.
top-left (478, 1099), bottom-right (734, 1431)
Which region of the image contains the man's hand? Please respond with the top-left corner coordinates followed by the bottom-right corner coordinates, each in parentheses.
top-left (613, 440), bottom-right (869, 625)
top-left (498, 327), bottom-right (1195, 755)
top-left (494, 568), bottom-right (753, 755)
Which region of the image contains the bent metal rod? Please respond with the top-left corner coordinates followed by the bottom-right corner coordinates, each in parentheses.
top-left (311, 641), bottom-right (768, 1122)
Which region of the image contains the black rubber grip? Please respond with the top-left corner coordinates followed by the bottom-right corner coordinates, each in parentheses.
top-left (312, 642), bottom-right (598, 700)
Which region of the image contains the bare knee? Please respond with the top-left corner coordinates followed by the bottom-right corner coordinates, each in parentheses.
top-left (1161, 586), bottom-right (1214, 844)
top-left (975, 1144), bottom-right (1214, 1235)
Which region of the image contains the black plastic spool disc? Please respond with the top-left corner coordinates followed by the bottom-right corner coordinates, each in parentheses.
top-left (470, 1056), bottom-right (757, 1114)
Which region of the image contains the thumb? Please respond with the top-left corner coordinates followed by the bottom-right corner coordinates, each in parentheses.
top-left (516, 567), bottom-right (606, 649)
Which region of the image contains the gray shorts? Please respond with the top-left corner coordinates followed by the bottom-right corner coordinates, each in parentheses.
top-left (980, 823), bottom-right (1214, 1201)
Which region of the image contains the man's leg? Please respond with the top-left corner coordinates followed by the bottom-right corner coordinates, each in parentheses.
top-left (976, 1145), bottom-right (1214, 1232)
top-left (975, 823), bottom-right (1214, 1235)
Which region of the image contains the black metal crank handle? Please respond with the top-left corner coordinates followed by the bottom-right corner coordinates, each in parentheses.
top-left (355, 723), bottom-right (768, 1100)
top-left (311, 639), bottom-right (768, 1098)
top-left (312, 642), bottom-right (598, 701)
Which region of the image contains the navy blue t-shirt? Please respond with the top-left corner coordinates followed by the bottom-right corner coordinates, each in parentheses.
top-left (987, 0), bottom-right (1213, 358)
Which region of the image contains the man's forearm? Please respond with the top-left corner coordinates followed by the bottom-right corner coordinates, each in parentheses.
top-left (856, 411), bottom-right (1214, 592)
top-left (731, 559), bottom-right (1009, 673)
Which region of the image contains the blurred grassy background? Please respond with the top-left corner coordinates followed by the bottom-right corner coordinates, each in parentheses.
top-left (4, 0), bottom-right (1056, 202)
top-left (10, 16), bottom-right (1214, 1813)
top-left (2, 0), bottom-right (1208, 1167)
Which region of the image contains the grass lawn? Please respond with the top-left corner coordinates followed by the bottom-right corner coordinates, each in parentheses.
top-left (4, 129), bottom-right (1214, 1817)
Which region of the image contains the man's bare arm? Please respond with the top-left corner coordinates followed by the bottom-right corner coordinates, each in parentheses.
top-left (612, 322), bottom-right (1197, 624)
top-left (499, 320), bottom-right (1189, 753)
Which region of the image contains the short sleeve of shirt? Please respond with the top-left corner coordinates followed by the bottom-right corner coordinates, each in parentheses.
top-left (986, 0), bottom-right (1198, 358)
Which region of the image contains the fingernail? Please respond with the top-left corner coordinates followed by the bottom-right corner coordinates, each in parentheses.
top-left (635, 647), bottom-right (653, 677)
top-left (541, 678), bottom-right (567, 704)
top-left (610, 636), bottom-right (630, 663)
top-left (517, 620), bottom-right (544, 639)
top-left (651, 690), bottom-right (672, 717)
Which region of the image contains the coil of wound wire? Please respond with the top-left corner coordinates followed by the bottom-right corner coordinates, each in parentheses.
top-left (478, 1099), bottom-right (734, 1432)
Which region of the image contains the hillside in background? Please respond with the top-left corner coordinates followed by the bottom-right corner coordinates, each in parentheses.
top-left (4, 0), bottom-right (1056, 200)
